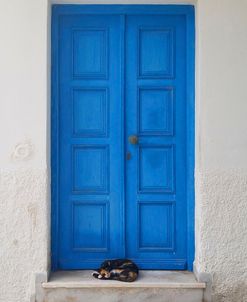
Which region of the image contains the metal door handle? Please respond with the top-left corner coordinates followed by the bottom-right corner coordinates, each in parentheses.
top-left (128, 135), bottom-right (139, 145)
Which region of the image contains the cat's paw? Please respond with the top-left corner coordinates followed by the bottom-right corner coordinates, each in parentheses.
top-left (92, 272), bottom-right (102, 279)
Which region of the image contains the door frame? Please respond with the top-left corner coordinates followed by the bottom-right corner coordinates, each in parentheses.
top-left (51, 4), bottom-right (195, 271)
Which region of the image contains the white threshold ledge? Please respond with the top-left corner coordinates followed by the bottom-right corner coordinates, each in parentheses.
top-left (42, 270), bottom-right (206, 289)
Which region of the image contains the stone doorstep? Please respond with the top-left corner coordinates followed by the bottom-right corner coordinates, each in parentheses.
top-left (42, 270), bottom-right (206, 289)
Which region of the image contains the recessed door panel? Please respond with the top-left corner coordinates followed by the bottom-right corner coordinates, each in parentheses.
top-left (138, 88), bottom-right (174, 136)
top-left (139, 28), bottom-right (174, 78)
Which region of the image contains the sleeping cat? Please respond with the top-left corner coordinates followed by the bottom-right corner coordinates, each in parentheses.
top-left (92, 259), bottom-right (139, 282)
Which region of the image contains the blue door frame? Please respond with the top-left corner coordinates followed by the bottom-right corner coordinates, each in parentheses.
top-left (51, 4), bottom-right (195, 271)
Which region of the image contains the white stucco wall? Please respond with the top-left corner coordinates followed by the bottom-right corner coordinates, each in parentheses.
top-left (0, 1), bottom-right (247, 302)
top-left (0, 1), bottom-right (50, 302)
top-left (195, 1), bottom-right (247, 301)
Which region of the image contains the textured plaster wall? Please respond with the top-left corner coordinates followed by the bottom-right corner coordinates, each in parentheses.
top-left (0, 1), bottom-right (247, 302)
top-left (195, 170), bottom-right (247, 302)
top-left (0, 170), bottom-right (48, 302)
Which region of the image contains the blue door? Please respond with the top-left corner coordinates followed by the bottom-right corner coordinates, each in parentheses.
top-left (52, 5), bottom-right (195, 270)
top-left (125, 15), bottom-right (188, 269)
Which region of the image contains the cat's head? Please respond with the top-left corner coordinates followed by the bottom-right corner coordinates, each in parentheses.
top-left (92, 260), bottom-right (113, 279)
top-left (98, 268), bottom-right (111, 278)
top-left (92, 268), bottom-right (111, 279)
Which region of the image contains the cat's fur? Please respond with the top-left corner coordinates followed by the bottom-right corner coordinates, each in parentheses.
top-left (92, 259), bottom-right (139, 282)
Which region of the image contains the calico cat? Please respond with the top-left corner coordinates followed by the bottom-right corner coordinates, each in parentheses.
top-left (92, 259), bottom-right (139, 282)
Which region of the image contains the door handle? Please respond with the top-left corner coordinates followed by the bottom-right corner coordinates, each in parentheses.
top-left (128, 135), bottom-right (139, 145)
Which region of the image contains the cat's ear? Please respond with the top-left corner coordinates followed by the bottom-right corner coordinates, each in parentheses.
top-left (101, 260), bottom-right (108, 268)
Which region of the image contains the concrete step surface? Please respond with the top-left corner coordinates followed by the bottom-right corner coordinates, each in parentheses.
top-left (37, 270), bottom-right (206, 302)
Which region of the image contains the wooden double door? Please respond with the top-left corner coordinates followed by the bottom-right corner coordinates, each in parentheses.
top-left (52, 5), bottom-right (194, 270)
